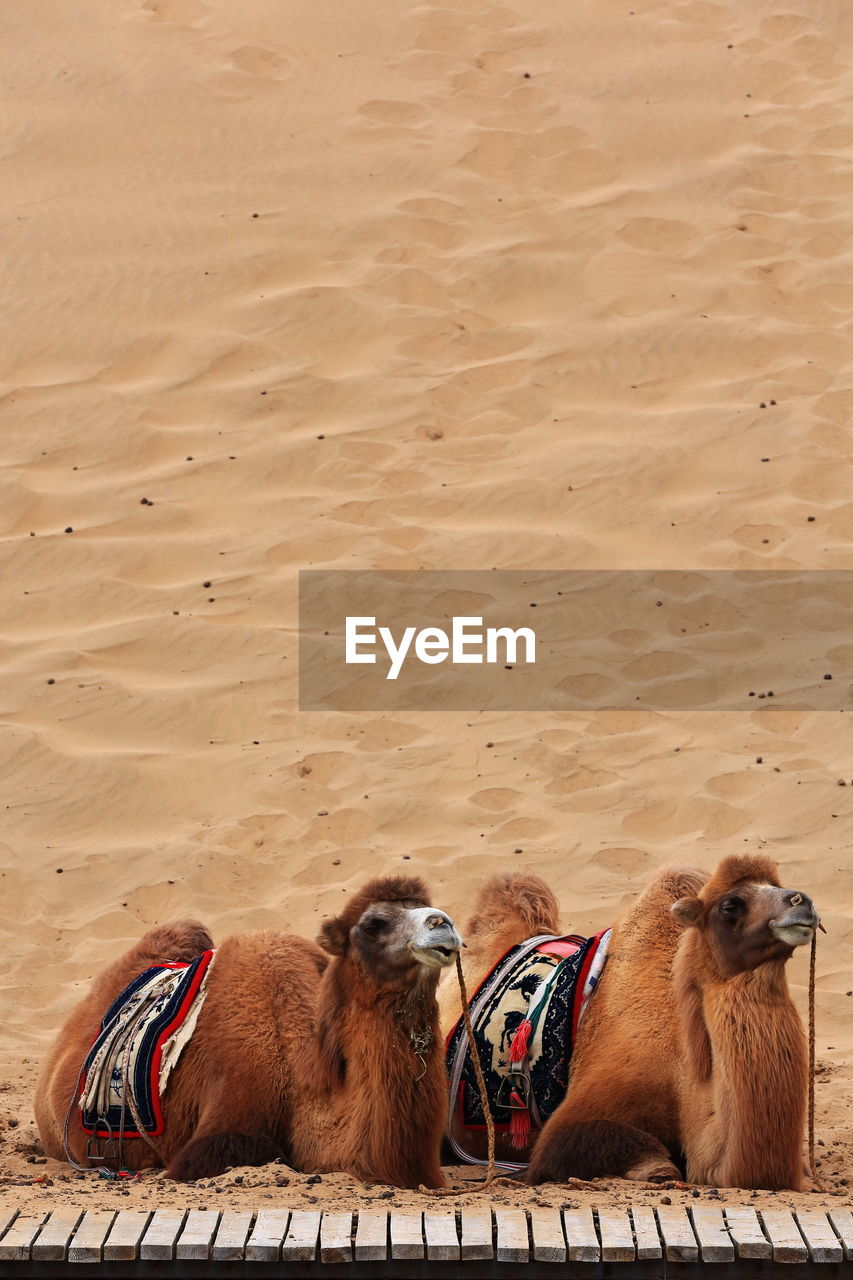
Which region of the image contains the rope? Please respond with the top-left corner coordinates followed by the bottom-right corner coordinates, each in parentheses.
top-left (420, 953), bottom-right (516, 1196)
top-left (807, 930), bottom-right (826, 1192)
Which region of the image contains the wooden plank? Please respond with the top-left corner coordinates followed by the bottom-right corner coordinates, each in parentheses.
top-left (563, 1207), bottom-right (600, 1262)
top-left (828, 1208), bottom-right (853, 1260)
top-left (175, 1209), bottom-right (220, 1261)
top-left (390, 1211), bottom-right (424, 1260)
top-left (320, 1211), bottom-right (353, 1263)
top-left (282, 1210), bottom-right (321, 1262)
top-left (460, 1207), bottom-right (493, 1261)
top-left (598, 1207), bottom-right (635, 1262)
top-left (631, 1206), bottom-right (662, 1261)
top-left (495, 1209), bottom-right (529, 1264)
top-left (354, 1211), bottom-right (388, 1263)
top-left (68, 1210), bottom-right (116, 1264)
top-left (795, 1211), bottom-right (843, 1263)
top-left (760, 1209), bottom-right (808, 1263)
top-left (211, 1210), bottom-right (254, 1262)
top-left (656, 1205), bottom-right (698, 1262)
top-left (31, 1208), bottom-right (83, 1262)
top-left (424, 1211), bottom-right (459, 1262)
top-left (0, 1209), bottom-right (18, 1244)
top-left (690, 1205), bottom-right (734, 1262)
top-left (140, 1209), bottom-right (186, 1261)
top-left (530, 1208), bottom-right (565, 1262)
top-left (725, 1206), bottom-right (772, 1260)
top-left (103, 1210), bottom-right (151, 1262)
top-left (0, 1215), bottom-right (47, 1262)
top-left (246, 1209), bottom-right (290, 1262)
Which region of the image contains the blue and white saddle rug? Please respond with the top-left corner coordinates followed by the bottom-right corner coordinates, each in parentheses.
top-left (78, 950), bottom-right (215, 1140)
top-left (445, 929), bottom-right (610, 1167)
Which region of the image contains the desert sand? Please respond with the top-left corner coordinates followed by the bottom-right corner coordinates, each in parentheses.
top-left (0, 0), bottom-right (851, 1220)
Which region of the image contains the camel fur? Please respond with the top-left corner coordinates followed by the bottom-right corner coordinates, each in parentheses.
top-left (444, 856), bottom-right (817, 1190)
top-left (35, 876), bottom-right (461, 1187)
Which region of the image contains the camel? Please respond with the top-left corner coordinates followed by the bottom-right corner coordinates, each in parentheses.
top-left (36, 875), bottom-right (461, 1187)
top-left (442, 854), bottom-right (818, 1190)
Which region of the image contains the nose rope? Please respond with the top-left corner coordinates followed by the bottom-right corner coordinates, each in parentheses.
top-left (808, 930), bottom-right (826, 1192)
top-left (419, 953), bottom-right (511, 1196)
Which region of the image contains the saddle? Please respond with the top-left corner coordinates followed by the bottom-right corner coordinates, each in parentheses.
top-left (445, 929), bottom-right (610, 1169)
top-left (77, 950), bottom-right (214, 1162)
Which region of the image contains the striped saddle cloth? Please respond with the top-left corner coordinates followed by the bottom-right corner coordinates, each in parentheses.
top-left (78, 950), bottom-right (214, 1142)
top-left (445, 929), bottom-right (610, 1166)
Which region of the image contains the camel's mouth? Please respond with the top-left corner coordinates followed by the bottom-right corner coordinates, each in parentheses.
top-left (769, 920), bottom-right (817, 947)
top-left (407, 908), bottom-right (462, 968)
top-left (411, 939), bottom-right (461, 969)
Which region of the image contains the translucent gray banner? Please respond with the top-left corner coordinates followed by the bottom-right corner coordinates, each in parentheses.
top-left (299, 570), bottom-right (853, 711)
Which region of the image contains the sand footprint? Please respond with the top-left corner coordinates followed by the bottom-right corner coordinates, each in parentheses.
top-left (228, 46), bottom-right (290, 80)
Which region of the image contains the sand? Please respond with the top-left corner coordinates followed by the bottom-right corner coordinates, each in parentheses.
top-left (1, 0), bottom-right (851, 1219)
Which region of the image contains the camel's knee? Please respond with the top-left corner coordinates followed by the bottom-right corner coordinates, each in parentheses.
top-left (167, 1132), bottom-right (285, 1182)
top-left (527, 1119), bottom-right (679, 1185)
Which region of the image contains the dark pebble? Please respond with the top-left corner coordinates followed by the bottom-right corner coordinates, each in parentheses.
top-left (379, 1189), bottom-right (394, 1200)
top-left (824, 673), bottom-right (832, 680)
top-left (306, 1174), bottom-right (321, 1185)
top-left (65, 527), bottom-right (73, 533)
top-left (756, 756), bottom-right (763, 763)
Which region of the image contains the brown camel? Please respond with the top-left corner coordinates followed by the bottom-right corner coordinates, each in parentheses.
top-left (443, 854), bottom-right (818, 1190)
top-left (36, 876), bottom-right (461, 1187)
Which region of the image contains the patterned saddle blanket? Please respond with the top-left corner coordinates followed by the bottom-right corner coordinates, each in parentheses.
top-left (78, 950), bottom-right (214, 1142)
top-left (445, 929), bottom-right (610, 1167)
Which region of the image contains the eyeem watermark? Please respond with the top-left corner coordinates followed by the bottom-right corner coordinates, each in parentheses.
top-left (299, 569), bottom-right (853, 711)
top-left (345, 616), bottom-right (536, 680)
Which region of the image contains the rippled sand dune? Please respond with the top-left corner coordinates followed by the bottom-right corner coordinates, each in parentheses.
top-left (0, 0), bottom-right (851, 1209)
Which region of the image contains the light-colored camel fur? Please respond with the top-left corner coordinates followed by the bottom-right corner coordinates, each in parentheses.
top-left (36, 876), bottom-right (461, 1188)
top-left (444, 855), bottom-right (817, 1190)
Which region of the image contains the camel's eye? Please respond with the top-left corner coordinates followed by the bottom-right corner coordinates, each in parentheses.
top-left (720, 896), bottom-right (745, 919)
top-left (360, 914), bottom-right (389, 936)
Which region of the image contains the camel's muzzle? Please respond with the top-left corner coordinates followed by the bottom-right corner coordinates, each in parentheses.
top-left (770, 891), bottom-right (820, 947)
top-left (408, 908), bottom-right (462, 968)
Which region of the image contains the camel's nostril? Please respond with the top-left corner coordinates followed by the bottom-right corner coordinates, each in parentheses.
top-left (790, 893), bottom-right (803, 907)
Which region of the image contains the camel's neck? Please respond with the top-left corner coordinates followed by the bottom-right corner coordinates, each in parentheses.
top-left (310, 966), bottom-right (447, 1189)
top-left (676, 946), bottom-right (807, 1189)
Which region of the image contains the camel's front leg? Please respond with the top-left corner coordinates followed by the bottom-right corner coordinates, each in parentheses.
top-left (528, 1116), bottom-right (681, 1185)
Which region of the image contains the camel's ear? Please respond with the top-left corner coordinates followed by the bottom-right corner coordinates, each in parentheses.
top-left (671, 897), bottom-right (704, 929)
top-left (316, 915), bottom-right (348, 956)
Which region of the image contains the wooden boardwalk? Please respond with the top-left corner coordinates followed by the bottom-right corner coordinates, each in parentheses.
top-left (0, 1203), bottom-right (850, 1276)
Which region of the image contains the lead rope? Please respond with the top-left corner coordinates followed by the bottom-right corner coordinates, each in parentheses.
top-left (808, 930), bottom-right (826, 1192)
top-left (419, 954), bottom-right (510, 1196)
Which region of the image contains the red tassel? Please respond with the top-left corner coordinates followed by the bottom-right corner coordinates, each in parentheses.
top-left (508, 1018), bottom-right (532, 1064)
top-left (509, 1093), bottom-right (531, 1150)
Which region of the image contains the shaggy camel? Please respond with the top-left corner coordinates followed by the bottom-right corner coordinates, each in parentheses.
top-left (36, 876), bottom-right (461, 1187)
top-left (443, 855), bottom-right (818, 1190)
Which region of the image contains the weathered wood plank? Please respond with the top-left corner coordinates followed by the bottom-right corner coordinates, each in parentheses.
top-left (282, 1210), bottom-right (321, 1263)
top-left (598, 1208), bottom-right (635, 1262)
top-left (211, 1210), bottom-right (254, 1262)
top-left (175, 1209), bottom-right (220, 1261)
top-left (424, 1211), bottom-right (459, 1262)
top-left (495, 1209), bottom-right (529, 1264)
top-left (563, 1207), bottom-right (600, 1262)
top-left (689, 1205), bottom-right (734, 1262)
top-left (390, 1211), bottom-right (424, 1260)
top-left (760, 1209), bottom-right (808, 1263)
top-left (725, 1206), bottom-right (772, 1260)
top-left (103, 1210), bottom-right (151, 1262)
top-left (140, 1209), bottom-right (186, 1261)
top-left (320, 1211), bottom-right (353, 1263)
top-left (245, 1209), bottom-right (290, 1262)
top-left (0, 1210), bottom-right (18, 1244)
top-left (631, 1205), bottom-right (662, 1260)
top-left (68, 1210), bottom-right (116, 1264)
top-left (530, 1208), bottom-right (565, 1262)
top-left (31, 1208), bottom-right (83, 1262)
top-left (460, 1207), bottom-right (493, 1261)
top-left (354, 1211), bottom-right (388, 1262)
top-left (0, 1215), bottom-right (47, 1262)
top-left (656, 1205), bottom-right (698, 1262)
top-left (795, 1211), bottom-right (843, 1263)
top-left (828, 1208), bottom-right (853, 1260)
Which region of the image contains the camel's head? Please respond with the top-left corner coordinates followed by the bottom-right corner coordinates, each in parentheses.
top-left (317, 875), bottom-right (462, 987)
top-left (670, 854), bottom-right (820, 976)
